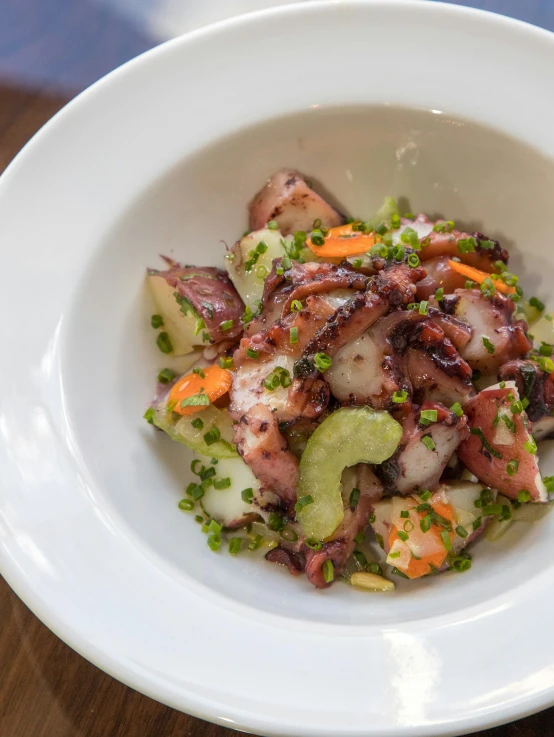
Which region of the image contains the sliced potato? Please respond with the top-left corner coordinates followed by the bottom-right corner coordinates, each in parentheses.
top-left (225, 228), bottom-right (290, 309)
top-left (196, 453), bottom-right (261, 526)
top-left (148, 273), bottom-right (204, 355)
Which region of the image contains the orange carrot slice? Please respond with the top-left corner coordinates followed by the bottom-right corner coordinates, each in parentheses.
top-left (448, 260), bottom-right (515, 295)
top-left (389, 499), bottom-right (455, 579)
top-left (168, 365), bottom-right (232, 416)
top-left (307, 224), bottom-right (375, 258)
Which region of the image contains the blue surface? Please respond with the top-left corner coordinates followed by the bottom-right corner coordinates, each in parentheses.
top-left (0, 0), bottom-right (553, 94)
top-left (431, 0), bottom-right (554, 31)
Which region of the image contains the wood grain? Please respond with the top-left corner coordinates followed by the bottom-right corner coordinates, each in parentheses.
top-left (2, 18), bottom-right (554, 735)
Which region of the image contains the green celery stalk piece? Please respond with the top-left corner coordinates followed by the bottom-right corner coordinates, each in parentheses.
top-left (298, 407), bottom-right (402, 539)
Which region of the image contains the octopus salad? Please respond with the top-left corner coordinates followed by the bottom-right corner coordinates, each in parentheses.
top-left (143, 169), bottom-right (554, 591)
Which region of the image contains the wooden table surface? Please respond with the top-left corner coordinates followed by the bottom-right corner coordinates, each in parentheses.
top-left (2, 2), bottom-right (554, 736)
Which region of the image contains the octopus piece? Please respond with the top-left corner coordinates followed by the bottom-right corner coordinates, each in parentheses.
top-left (304, 466), bottom-right (384, 588)
top-left (265, 547), bottom-right (305, 576)
top-left (247, 260), bottom-right (365, 336)
top-left (233, 403), bottom-right (299, 514)
top-left (302, 261), bottom-right (426, 359)
top-left (325, 311), bottom-right (415, 414)
top-left (374, 402), bottom-right (469, 494)
top-left (248, 169), bottom-right (344, 235)
top-left (148, 262), bottom-right (244, 343)
top-left (391, 317), bottom-right (475, 407)
top-left (499, 359), bottom-right (554, 440)
top-left (415, 255), bottom-right (467, 300)
top-left (457, 382), bottom-right (548, 502)
top-left (437, 289), bottom-right (532, 374)
top-left (393, 215), bottom-right (509, 272)
top-left (326, 307), bottom-right (473, 414)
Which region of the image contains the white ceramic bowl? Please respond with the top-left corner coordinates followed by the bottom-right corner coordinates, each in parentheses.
top-left (3, 2), bottom-right (554, 735)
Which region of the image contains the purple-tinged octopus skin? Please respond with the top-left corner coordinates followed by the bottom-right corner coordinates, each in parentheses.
top-left (248, 169), bottom-right (344, 235)
top-left (148, 262), bottom-right (244, 343)
top-left (437, 289), bottom-right (532, 374)
top-left (375, 401), bottom-right (469, 495)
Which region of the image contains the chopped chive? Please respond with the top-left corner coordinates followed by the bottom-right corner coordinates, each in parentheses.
top-left (421, 435), bottom-right (436, 451)
top-left (470, 427), bottom-right (503, 459)
top-left (543, 475), bottom-right (554, 493)
top-left (455, 525), bottom-right (468, 538)
top-left (368, 512), bottom-right (376, 524)
top-left (290, 299), bottom-right (303, 312)
top-left (435, 287), bottom-right (444, 301)
top-left (191, 417), bottom-right (204, 430)
top-left (418, 300), bottom-right (429, 315)
top-left (440, 530), bottom-right (452, 550)
top-left (219, 356), bottom-right (234, 370)
top-left (151, 314), bottom-right (164, 329)
top-left (157, 368), bottom-right (176, 384)
top-left (143, 407), bottom-right (154, 424)
top-left (213, 477), bottom-right (231, 490)
top-left (392, 390), bottom-right (408, 403)
top-left (305, 538), bottom-right (323, 551)
top-left (465, 279), bottom-right (476, 289)
top-left (472, 516), bottom-right (482, 531)
top-left (267, 512), bottom-right (285, 531)
top-left (403, 519), bottom-right (414, 532)
top-left (220, 319), bottom-right (234, 332)
top-left (392, 244), bottom-right (406, 261)
top-left (389, 551), bottom-right (401, 559)
top-left (156, 332), bottom-right (173, 354)
top-left (397, 530), bottom-right (409, 542)
top-left (400, 510), bottom-right (410, 519)
top-left (517, 489), bottom-right (531, 503)
top-left (420, 514), bottom-right (432, 533)
top-left (375, 533), bottom-right (384, 549)
top-left (524, 437), bottom-right (537, 455)
top-left (246, 348), bottom-right (259, 359)
top-left (279, 527), bottom-right (298, 543)
top-left (248, 534), bottom-right (264, 551)
top-left (192, 367), bottom-right (206, 379)
top-left (354, 532), bottom-right (365, 544)
top-left (353, 550), bottom-right (368, 568)
top-left (178, 498), bottom-right (194, 511)
top-left (207, 534), bottom-right (221, 552)
top-left (267, 220), bottom-right (279, 230)
top-left (241, 488), bottom-right (254, 503)
top-left (311, 230), bottom-right (326, 246)
top-left (506, 459), bottom-right (519, 477)
top-left (203, 427), bottom-right (221, 446)
top-left (539, 356), bottom-right (554, 374)
top-left (482, 336), bottom-right (495, 354)
top-left (289, 326), bottom-right (299, 344)
top-left (229, 537), bottom-right (243, 555)
top-left (352, 258), bottom-right (363, 268)
top-left (529, 296), bottom-right (545, 311)
top-left (295, 495), bottom-right (314, 514)
top-left (322, 559), bottom-right (334, 583)
top-left (313, 352), bottom-right (332, 372)
top-left (419, 490), bottom-right (432, 501)
top-left (420, 409), bottom-right (438, 425)
top-left (450, 402), bottom-right (463, 417)
top-left (349, 488), bottom-right (360, 509)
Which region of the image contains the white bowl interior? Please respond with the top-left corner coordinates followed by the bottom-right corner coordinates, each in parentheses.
top-left (61, 104), bottom-right (554, 625)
